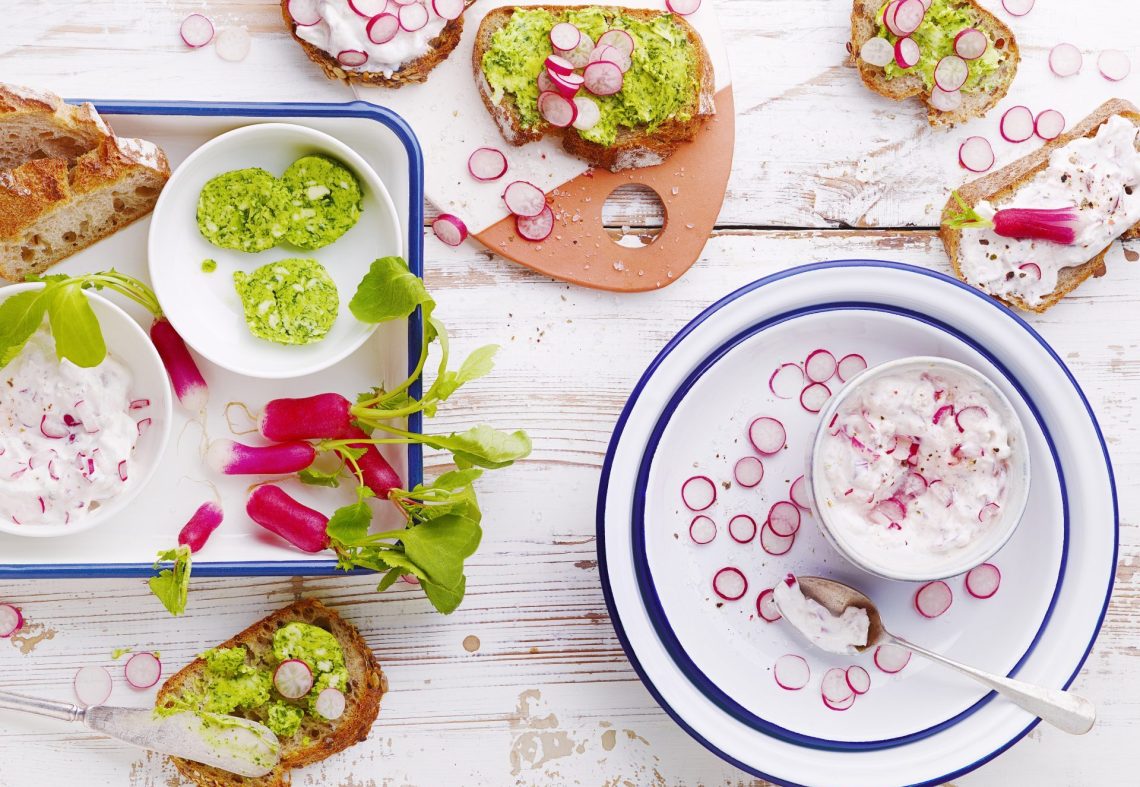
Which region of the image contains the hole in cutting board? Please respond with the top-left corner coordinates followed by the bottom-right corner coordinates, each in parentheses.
top-left (602, 183), bottom-right (665, 248)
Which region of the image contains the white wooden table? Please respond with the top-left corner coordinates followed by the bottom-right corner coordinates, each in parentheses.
top-left (4, 1), bottom-right (1139, 785)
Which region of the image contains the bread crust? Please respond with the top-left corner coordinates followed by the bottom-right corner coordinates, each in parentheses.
top-left (939, 98), bottom-right (1140, 313)
top-left (0, 83), bottom-right (111, 170)
top-left (472, 5), bottom-right (715, 171)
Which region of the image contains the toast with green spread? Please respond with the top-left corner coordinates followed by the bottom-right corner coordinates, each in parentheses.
top-left (155, 599), bottom-right (385, 787)
top-left (474, 5), bottom-right (715, 171)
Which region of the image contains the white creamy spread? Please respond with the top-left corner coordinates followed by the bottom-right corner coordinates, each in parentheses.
top-left (773, 576), bottom-right (869, 655)
top-left (0, 329), bottom-right (140, 526)
top-left (295, 1), bottom-right (448, 77)
top-left (818, 366), bottom-right (1013, 572)
top-left (957, 115), bottom-right (1140, 307)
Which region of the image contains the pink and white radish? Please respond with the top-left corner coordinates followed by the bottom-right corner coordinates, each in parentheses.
top-left (748, 417), bottom-right (786, 455)
top-left (666, 0), bottom-right (701, 15)
top-left (150, 319), bottom-right (208, 411)
top-left (836, 353), bottom-right (868, 382)
top-left (954, 28), bottom-right (987, 60)
top-left (874, 643), bottom-right (912, 673)
top-left (733, 456), bottom-right (764, 488)
top-left (954, 404), bottom-right (988, 433)
top-left (516, 204), bottom-right (554, 242)
top-left (207, 439), bottom-right (316, 476)
top-left (978, 501), bottom-right (1001, 524)
top-left (544, 54), bottom-right (575, 76)
top-left (958, 136), bottom-right (994, 172)
top-left (274, 659), bottom-right (314, 699)
top-left (773, 654), bottom-right (810, 690)
top-left (860, 37), bottom-right (894, 68)
top-left (177, 501), bottom-right (224, 553)
top-left (348, 0), bottom-right (389, 16)
top-left (999, 105), bottom-right (1034, 143)
top-left (760, 522), bottom-right (796, 556)
top-left (789, 475), bottom-right (810, 510)
top-left (728, 514), bottom-right (757, 544)
top-left (398, 2), bottom-right (429, 32)
top-left (767, 501), bottom-right (801, 537)
top-left (712, 567), bottom-right (748, 601)
top-left (468, 147), bottom-right (508, 181)
top-left (366, 14), bottom-right (400, 45)
top-left (1001, 0), bottom-right (1034, 16)
top-left (74, 665), bottom-right (113, 707)
top-left (681, 475), bottom-right (717, 511)
top-left (557, 31), bottom-right (595, 69)
top-left (124, 652), bottom-right (162, 689)
top-left (180, 14), bottom-right (215, 47)
top-left (929, 86), bottom-right (962, 113)
top-left (502, 180), bottom-right (547, 217)
top-left (0, 603), bottom-right (23, 638)
top-left (894, 37), bottom-right (921, 70)
top-left (821, 667), bottom-right (855, 710)
top-left (805, 350), bottom-right (837, 383)
top-left (769, 363), bottom-right (804, 399)
top-left (288, 0), bottom-right (322, 26)
top-left (343, 426), bottom-right (402, 498)
top-left (260, 393), bottom-right (353, 441)
top-left (315, 687), bottom-right (347, 720)
top-left (757, 589), bottom-right (782, 622)
top-left (689, 515), bottom-right (716, 544)
top-left (572, 97), bottom-right (601, 131)
top-left (539, 91), bottom-right (578, 128)
top-left (432, 214), bottom-right (468, 247)
top-left (1034, 109), bottom-right (1065, 141)
top-left (965, 562), bottom-right (1002, 599)
top-left (432, 0), bottom-right (465, 22)
top-left (915, 580), bottom-right (953, 618)
top-left (1048, 43), bottom-right (1082, 77)
top-left (215, 27), bottom-right (252, 62)
top-left (891, 0), bottom-right (926, 35)
top-left (246, 485), bottom-right (329, 553)
top-left (583, 60), bottom-right (624, 96)
top-left (549, 22), bottom-right (581, 51)
top-left (846, 665), bottom-right (871, 695)
top-left (549, 71), bottom-right (585, 98)
top-left (934, 56), bottom-right (969, 92)
top-left (597, 29), bottom-right (635, 56)
top-left (337, 49), bottom-right (369, 68)
top-left (1018, 262), bottom-right (1041, 279)
top-left (799, 382), bottom-right (831, 414)
top-left (1098, 50), bottom-right (1131, 82)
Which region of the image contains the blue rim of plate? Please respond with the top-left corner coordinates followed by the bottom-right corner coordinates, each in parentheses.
top-left (631, 301), bottom-right (1066, 751)
top-left (597, 261), bottom-right (1118, 786)
top-left (0, 99), bottom-right (424, 578)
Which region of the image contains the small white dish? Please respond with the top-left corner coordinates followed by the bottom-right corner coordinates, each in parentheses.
top-left (147, 122), bottom-right (402, 379)
top-left (0, 283), bottom-right (173, 538)
top-left (808, 356), bottom-right (1032, 582)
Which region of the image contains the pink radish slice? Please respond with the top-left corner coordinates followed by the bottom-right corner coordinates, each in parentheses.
top-left (1049, 43), bottom-right (1082, 77)
top-left (337, 49), bottom-right (369, 67)
top-left (769, 363), bottom-right (804, 399)
top-left (959, 136), bottom-right (994, 172)
top-left (712, 567), bottom-right (748, 601)
top-left (432, 0), bottom-right (465, 22)
top-left (558, 32), bottom-right (595, 68)
top-left (1034, 109), bottom-right (1065, 140)
top-left (583, 60), bottom-right (624, 96)
top-left (767, 501), bottom-right (801, 537)
top-left (689, 515), bottom-right (716, 545)
top-left (979, 502), bottom-right (1001, 524)
top-left (860, 37), bottom-right (894, 68)
top-left (391, 0), bottom-right (420, 5)
top-left (1098, 49), bottom-right (1131, 81)
top-left (40, 414), bottom-right (68, 439)
top-left (539, 91), bottom-right (578, 128)
top-left (348, 0), bottom-right (388, 16)
top-left (760, 522), bottom-right (796, 556)
top-left (728, 514), bottom-right (758, 544)
top-left (366, 14), bottom-right (400, 45)
top-left (468, 147), bottom-right (507, 181)
top-left (733, 456), bottom-right (764, 488)
top-left (1018, 262), bottom-right (1042, 279)
top-left (666, 0), bottom-right (701, 14)
top-left (748, 417), bottom-right (786, 455)
top-left (288, 0), bottom-right (322, 26)
top-left (799, 382), bottom-right (831, 414)
top-left (398, 2), bottom-right (429, 31)
top-left (545, 54), bottom-right (575, 76)
top-left (597, 29), bottom-right (635, 56)
top-left (572, 97), bottom-right (601, 131)
top-left (432, 214), bottom-right (468, 246)
top-left (129, 399), bottom-right (150, 411)
top-left (274, 659), bottom-right (314, 699)
top-left (789, 475), bottom-right (810, 510)
top-left (846, 666), bottom-right (871, 695)
top-left (516, 204), bottom-right (554, 242)
top-left (934, 56), bottom-right (968, 92)
top-left (882, 1), bottom-right (905, 37)
top-left (965, 562), bottom-right (1002, 599)
top-left (874, 643), bottom-right (912, 673)
top-left (894, 37), bottom-right (920, 69)
top-left (836, 353), bottom-right (868, 382)
top-left (821, 667), bottom-right (854, 704)
top-left (549, 71), bottom-right (585, 98)
top-left (773, 654), bottom-right (810, 690)
top-left (180, 14), bottom-right (215, 47)
top-left (804, 349), bottom-right (837, 383)
top-left (0, 603), bottom-right (23, 638)
top-left (824, 692), bottom-right (857, 711)
top-left (1001, 0), bottom-right (1034, 15)
top-left (681, 475), bottom-right (717, 511)
top-left (502, 180), bottom-right (546, 217)
top-left (74, 666), bottom-right (112, 707)
top-left (757, 589), bottom-right (782, 622)
top-left (592, 47), bottom-right (631, 74)
top-left (999, 105), bottom-right (1034, 143)
top-left (954, 28), bottom-right (987, 60)
top-left (124, 652), bottom-right (162, 689)
top-left (954, 405), bottom-right (987, 432)
top-left (550, 22), bottom-right (581, 51)
top-left (891, 0), bottom-right (925, 35)
top-left (915, 580), bottom-right (953, 618)
top-left (215, 27), bottom-right (251, 62)
top-left (929, 86), bottom-right (962, 113)
top-left (315, 687), bottom-right (347, 720)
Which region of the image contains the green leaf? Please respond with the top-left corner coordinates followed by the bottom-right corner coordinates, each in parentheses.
top-left (376, 567), bottom-right (403, 591)
top-left (420, 575), bottom-right (466, 615)
top-left (349, 257), bottom-right (434, 324)
top-left (326, 500), bottom-right (373, 546)
top-left (420, 425), bottom-right (533, 469)
top-left (432, 344), bottom-right (499, 402)
top-left (425, 468), bottom-right (484, 492)
top-left (49, 283), bottom-right (106, 368)
top-left (0, 289), bottom-right (50, 368)
top-left (149, 545), bottom-right (192, 616)
top-left (399, 513), bottom-right (481, 589)
top-left (298, 464), bottom-right (343, 488)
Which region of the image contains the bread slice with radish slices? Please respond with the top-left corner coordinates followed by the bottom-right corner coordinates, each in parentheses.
top-left (155, 598), bottom-right (386, 787)
top-left (849, 0), bottom-right (1019, 125)
top-left (940, 99), bottom-right (1140, 313)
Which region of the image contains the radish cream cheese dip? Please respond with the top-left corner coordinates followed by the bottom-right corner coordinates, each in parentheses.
top-left (294, 1), bottom-right (449, 78)
top-left (0, 328), bottom-right (140, 527)
top-left (773, 575), bottom-right (869, 656)
top-left (957, 114), bottom-right (1140, 308)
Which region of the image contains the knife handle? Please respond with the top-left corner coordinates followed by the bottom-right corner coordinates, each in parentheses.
top-left (0, 690), bottom-right (83, 723)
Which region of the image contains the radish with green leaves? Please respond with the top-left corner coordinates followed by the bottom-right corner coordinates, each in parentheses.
top-left (207, 439), bottom-right (316, 475)
top-left (247, 485), bottom-right (330, 553)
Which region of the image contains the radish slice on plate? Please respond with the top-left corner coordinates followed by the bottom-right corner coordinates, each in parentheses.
top-left (539, 91), bottom-right (578, 128)
top-left (748, 417), bottom-right (786, 455)
top-left (583, 60), bottom-right (624, 96)
top-left (288, 0), bottom-right (322, 26)
top-left (572, 97), bottom-right (601, 131)
top-left (874, 643), bottom-right (912, 673)
top-left (769, 363), bottom-right (804, 399)
top-left (432, 214), bottom-right (468, 247)
top-left (337, 49), bottom-right (369, 68)
top-left (954, 28), bottom-right (987, 60)
top-left (348, 0), bottom-right (389, 16)
top-left (366, 14), bottom-right (400, 45)
top-left (1034, 109), bottom-right (1065, 140)
top-left (929, 86), bottom-right (962, 113)
top-left (1001, 0), bottom-right (1034, 15)
top-left (965, 562), bottom-right (1002, 598)
top-left (891, 0), bottom-right (925, 35)
top-left (799, 382), bottom-right (831, 414)
top-left (502, 180), bottom-right (546, 217)
top-left (959, 136), bottom-right (994, 172)
top-left (759, 522), bottom-right (796, 556)
top-left (825, 692), bottom-right (857, 711)
top-left (689, 515), bottom-right (716, 544)
top-left (214, 27), bottom-right (251, 62)
top-left (757, 589), bottom-right (782, 622)
top-left (821, 667), bottom-right (854, 706)
top-left (432, 0), bottom-right (466, 22)
top-left (124, 652), bottom-right (162, 689)
top-left (597, 29), bottom-right (635, 56)
top-left (180, 13), bottom-right (215, 47)
top-left (1098, 49), bottom-right (1131, 81)
top-left (516, 204), bottom-right (554, 242)
top-left (894, 37), bottom-right (920, 70)
top-left (1049, 43), bottom-right (1082, 77)
top-left (550, 22), bottom-right (581, 51)
top-left (804, 349), bottom-right (837, 382)
top-left (468, 147), bottom-right (507, 181)
top-left (398, 2), bottom-right (429, 32)
top-left (274, 659), bottom-right (314, 699)
top-left (999, 105), bottom-right (1034, 143)
top-left (681, 475), bottom-right (717, 511)
top-left (315, 687), bottom-right (347, 720)
top-left (836, 353), bottom-right (868, 382)
top-left (733, 456), bottom-right (764, 488)
top-left (934, 55), bottom-right (968, 92)
top-left (712, 567), bottom-right (748, 601)
top-left (767, 501), bottom-right (801, 537)
top-left (846, 665), bottom-right (871, 695)
top-left (860, 37), bottom-right (894, 68)
top-left (0, 603), bottom-right (22, 638)
top-left (773, 654), bottom-right (810, 689)
top-left (666, 0), bottom-right (701, 15)
top-left (74, 666), bottom-right (113, 707)
top-left (728, 514), bottom-right (757, 543)
top-left (1018, 261), bottom-right (1042, 279)
top-left (789, 475), bottom-right (810, 510)
top-left (915, 580), bottom-right (953, 618)
top-left (545, 54), bottom-right (575, 76)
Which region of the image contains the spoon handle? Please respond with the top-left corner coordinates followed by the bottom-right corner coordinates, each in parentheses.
top-left (890, 636), bottom-right (1095, 735)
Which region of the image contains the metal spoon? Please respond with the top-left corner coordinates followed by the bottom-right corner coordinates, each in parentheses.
top-left (0, 690), bottom-right (281, 777)
top-left (790, 576), bottom-right (1096, 735)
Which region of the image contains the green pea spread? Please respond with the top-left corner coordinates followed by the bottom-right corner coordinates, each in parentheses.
top-left (875, 0), bottom-right (1006, 92)
top-left (481, 8), bottom-right (700, 147)
top-left (233, 258), bottom-right (339, 345)
top-left (196, 169), bottom-right (290, 253)
top-left (282, 155), bottom-right (363, 250)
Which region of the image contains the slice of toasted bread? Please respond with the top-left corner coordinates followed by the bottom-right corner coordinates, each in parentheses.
top-left (0, 83), bottom-right (112, 171)
top-left (940, 99), bottom-right (1140, 313)
top-left (0, 136), bottom-right (170, 281)
top-left (473, 6), bottom-right (715, 172)
top-left (850, 0), bottom-right (1018, 126)
top-left (281, 1), bottom-right (472, 88)
top-left (156, 599), bottom-right (386, 787)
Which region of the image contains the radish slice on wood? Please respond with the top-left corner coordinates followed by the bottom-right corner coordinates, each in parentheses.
top-left (934, 56), bottom-right (968, 92)
top-left (432, 214), bottom-right (468, 247)
top-left (366, 14), bottom-right (400, 45)
top-left (432, 0), bottom-right (465, 22)
top-left (860, 37), bottom-right (894, 68)
top-left (836, 353), bottom-right (868, 382)
top-left (398, 2), bottom-right (429, 31)
top-left (712, 567), bottom-right (748, 601)
top-left (789, 475), bottom-right (810, 510)
top-left (502, 181), bottom-right (546, 217)
top-left (773, 654), bottom-right (810, 689)
top-left (1049, 43), bottom-right (1082, 77)
top-left (1034, 109), bottom-right (1065, 140)
top-left (180, 14), bottom-right (215, 47)
top-left (124, 652), bottom-right (162, 689)
top-left (274, 659), bottom-right (314, 699)
top-left (965, 562), bottom-right (1002, 598)
top-left (549, 22), bottom-right (581, 51)
top-left (1001, 0), bottom-right (1034, 15)
top-left (757, 589), bottom-right (782, 622)
top-left (214, 27), bottom-right (251, 62)
top-left (769, 363), bottom-right (804, 399)
top-left (915, 580), bottom-right (953, 618)
top-left (288, 0), bottom-right (322, 26)
top-left (337, 49), bottom-right (368, 67)
top-left (929, 86), bottom-right (962, 113)
top-left (1098, 49), bottom-right (1131, 81)
top-left (583, 60), bottom-right (624, 96)
top-left (799, 382), bottom-right (831, 414)
top-left (572, 97), bottom-right (601, 130)
top-left (733, 456), bottom-right (764, 488)
top-left (689, 515), bottom-right (716, 545)
top-left (999, 105), bottom-right (1035, 143)
top-left (681, 475), bottom-right (717, 511)
top-left (666, 0), bottom-right (701, 14)
top-left (0, 603), bottom-right (22, 638)
top-left (821, 667), bottom-right (854, 705)
top-left (748, 417), bottom-right (786, 455)
top-left (894, 37), bottom-right (920, 69)
top-left (767, 501), bottom-right (801, 537)
top-left (728, 514), bottom-right (757, 544)
top-left (516, 204), bottom-right (554, 242)
top-left (805, 350), bottom-right (837, 383)
top-left (468, 147), bottom-right (507, 181)
top-left (314, 687), bottom-right (347, 720)
top-left (760, 522), bottom-right (796, 556)
top-left (74, 666), bottom-right (112, 707)
top-left (874, 643), bottom-right (912, 673)
top-left (539, 91), bottom-right (578, 128)
top-left (954, 28), bottom-right (987, 60)
top-left (846, 666), bottom-right (871, 695)
top-left (958, 136), bottom-right (994, 172)
top-left (348, 0), bottom-right (388, 15)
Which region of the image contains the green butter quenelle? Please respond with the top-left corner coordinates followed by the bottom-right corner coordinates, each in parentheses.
top-left (233, 258), bottom-right (339, 345)
top-left (196, 168), bottom-right (290, 253)
top-left (282, 155), bottom-right (363, 250)
top-left (481, 7), bottom-right (700, 147)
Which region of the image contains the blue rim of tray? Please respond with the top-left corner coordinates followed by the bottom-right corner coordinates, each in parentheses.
top-left (0, 100), bottom-right (425, 578)
top-left (596, 260), bottom-right (1118, 787)
top-left (630, 301), bottom-right (1066, 751)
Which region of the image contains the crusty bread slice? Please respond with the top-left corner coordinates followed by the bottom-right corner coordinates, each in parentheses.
top-left (0, 83), bottom-right (112, 171)
top-left (940, 98), bottom-right (1140, 313)
top-left (281, 1), bottom-right (472, 87)
top-left (850, 0), bottom-right (1018, 126)
top-left (0, 135), bottom-right (170, 281)
top-left (155, 599), bottom-right (386, 787)
top-left (473, 6), bottom-right (715, 172)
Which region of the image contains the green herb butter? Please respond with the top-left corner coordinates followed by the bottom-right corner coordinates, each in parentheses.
top-left (876, 0), bottom-right (1006, 92)
top-left (201, 259), bottom-right (217, 273)
top-left (196, 168), bottom-right (290, 253)
top-left (282, 155), bottom-right (363, 250)
top-left (233, 258), bottom-right (339, 345)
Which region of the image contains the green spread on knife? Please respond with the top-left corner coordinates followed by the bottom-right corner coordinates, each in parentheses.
top-left (282, 155), bottom-right (363, 250)
top-left (233, 258), bottom-right (338, 345)
top-left (196, 169), bottom-right (290, 253)
top-left (480, 8), bottom-right (699, 147)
